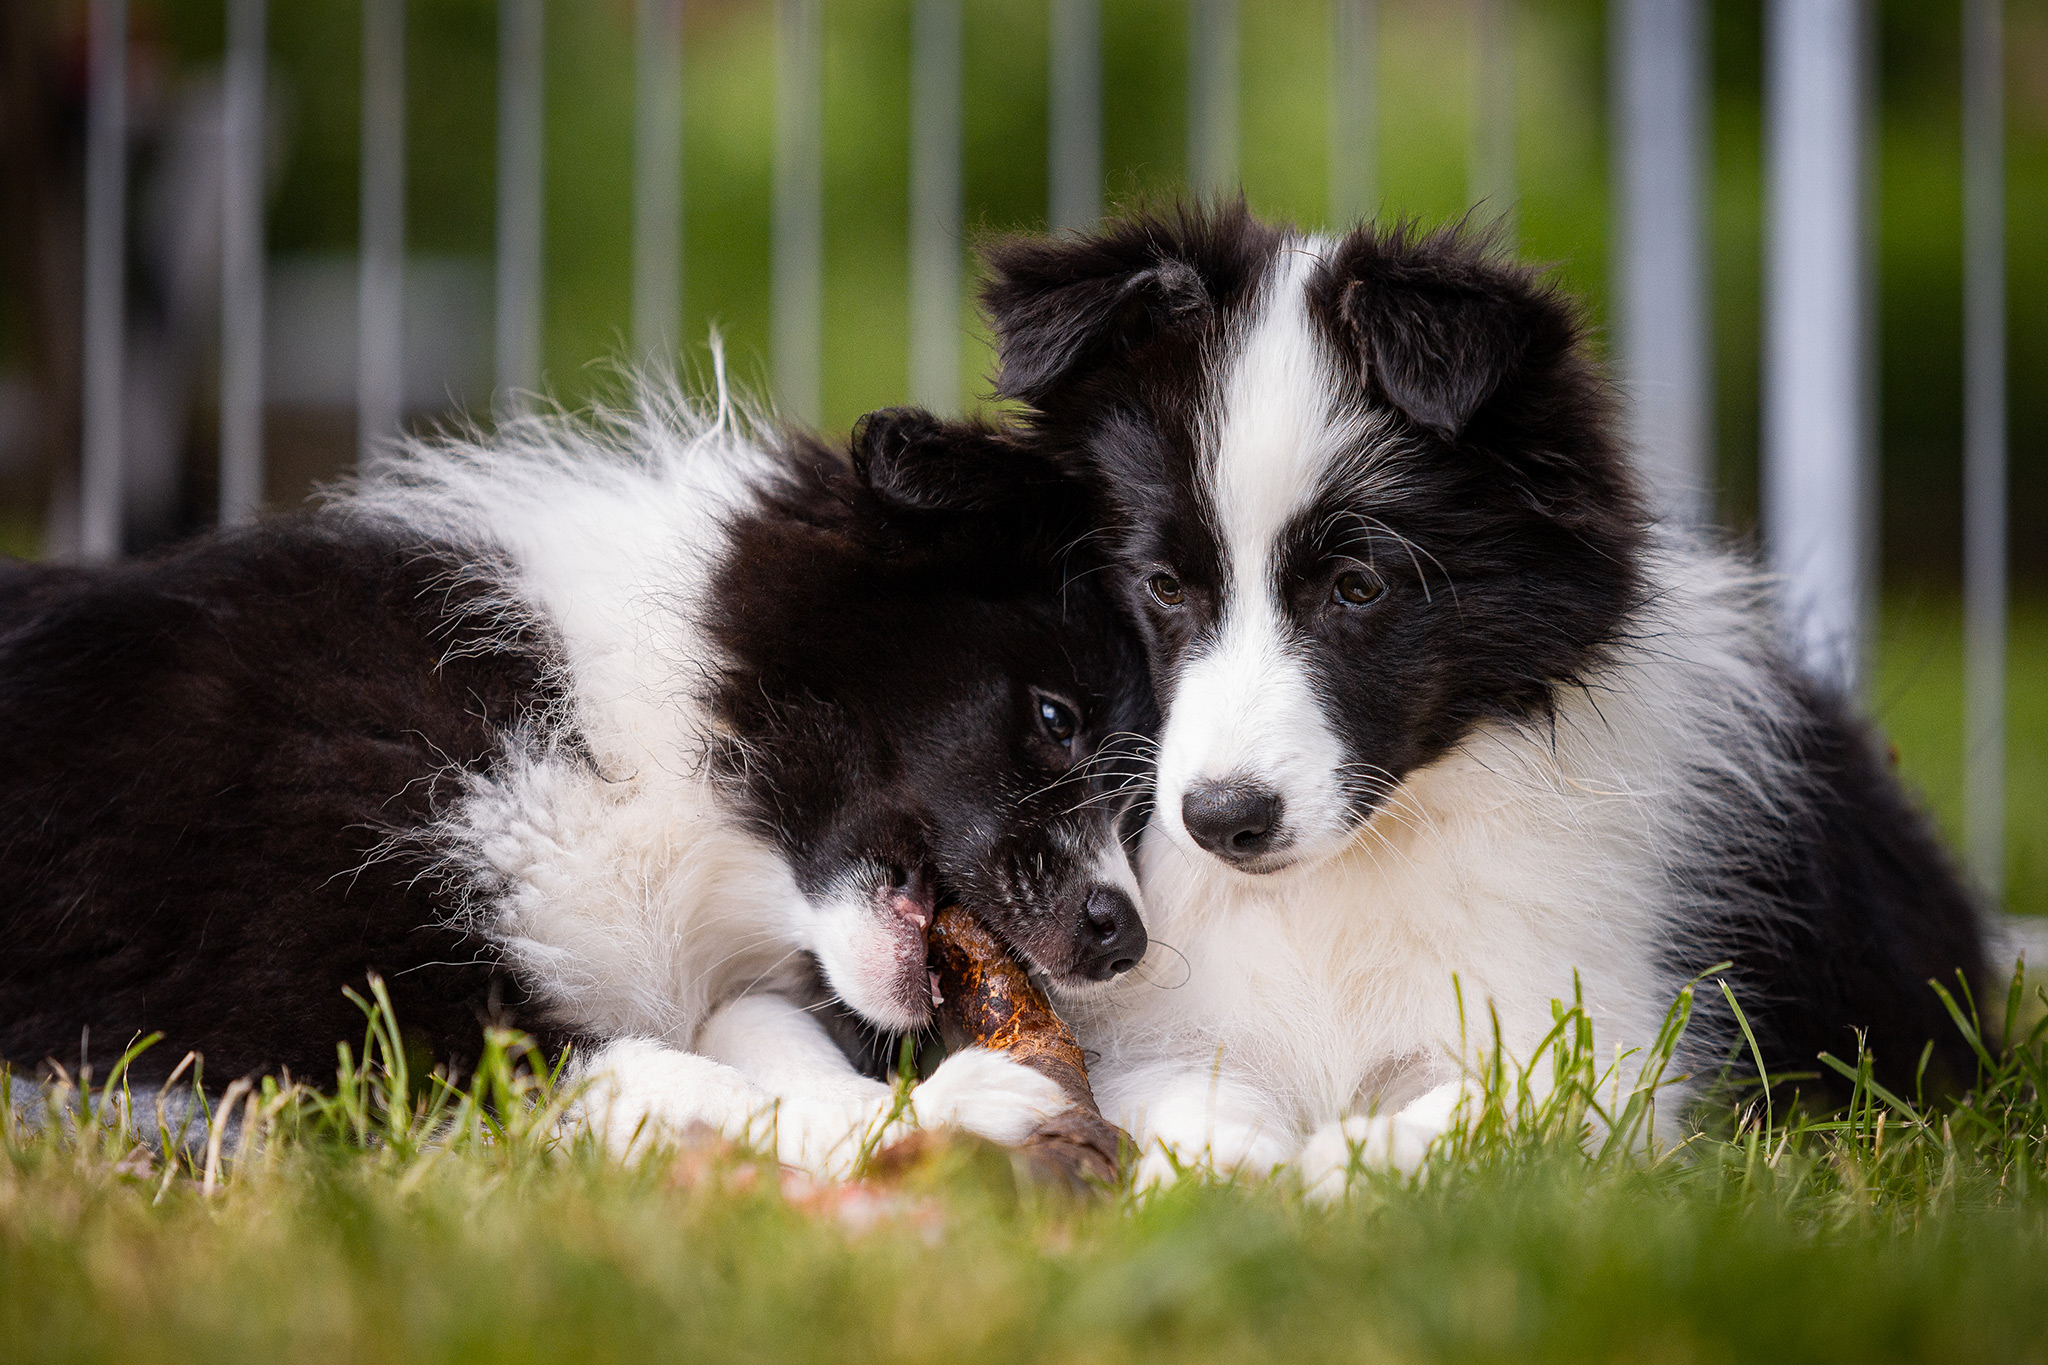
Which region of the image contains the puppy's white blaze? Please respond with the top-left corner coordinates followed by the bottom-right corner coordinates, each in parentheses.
top-left (1208, 243), bottom-right (1345, 563)
top-left (1155, 607), bottom-right (1347, 857)
top-left (1156, 241), bottom-right (1356, 860)
top-left (1089, 823), bottom-right (1144, 904)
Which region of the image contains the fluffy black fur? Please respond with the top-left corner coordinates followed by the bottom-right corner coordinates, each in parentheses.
top-left (0, 527), bottom-right (563, 1084)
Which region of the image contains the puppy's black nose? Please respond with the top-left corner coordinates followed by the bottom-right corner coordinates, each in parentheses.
top-left (1076, 886), bottom-right (1147, 981)
top-left (1182, 780), bottom-right (1285, 863)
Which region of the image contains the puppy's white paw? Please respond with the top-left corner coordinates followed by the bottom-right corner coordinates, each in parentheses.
top-left (909, 1048), bottom-right (1071, 1146)
top-left (1299, 1084), bottom-right (1464, 1199)
top-left (570, 1038), bottom-right (761, 1158)
top-left (761, 1095), bottom-right (895, 1180)
top-left (571, 1039), bottom-right (894, 1179)
top-left (1299, 1115), bottom-right (1393, 1201)
top-left (1130, 1122), bottom-right (1290, 1191)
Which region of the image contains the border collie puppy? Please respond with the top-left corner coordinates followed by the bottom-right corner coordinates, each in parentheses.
top-left (0, 382), bottom-right (1152, 1174)
top-left (944, 202), bottom-right (1985, 1188)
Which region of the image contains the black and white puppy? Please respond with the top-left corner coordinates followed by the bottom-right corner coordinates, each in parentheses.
top-left (0, 383), bottom-right (1152, 1174)
top-left (949, 203), bottom-right (1986, 1189)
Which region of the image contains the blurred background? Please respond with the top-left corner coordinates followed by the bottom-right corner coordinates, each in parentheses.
top-left (0, 0), bottom-right (2041, 911)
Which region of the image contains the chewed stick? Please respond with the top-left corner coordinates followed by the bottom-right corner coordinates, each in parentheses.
top-left (925, 904), bottom-right (1126, 1189)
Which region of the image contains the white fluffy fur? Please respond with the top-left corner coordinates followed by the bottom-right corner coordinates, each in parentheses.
top-left (339, 371), bottom-right (1072, 1172)
top-left (1156, 245), bottom-right (1369, 867)
top-left (1073, 250), bottom-right (1803, 1191)
top-left (347, 374), bottom-right (813, 1045)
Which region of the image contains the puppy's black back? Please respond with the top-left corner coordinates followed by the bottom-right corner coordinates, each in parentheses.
top-left (1682, 673), bottom-right (1987, 1098)
top-left (0, 520), bottom-right (563, 1084)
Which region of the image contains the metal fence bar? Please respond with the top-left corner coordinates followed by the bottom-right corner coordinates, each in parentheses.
top-left (909, 0), bottom-right (962, 413)
top-left (1763, 0), bottom-right (1873, 687)
top-left (358, 0), bottom-right (406, 461)
top-left (632, 0), bottom-right (684, 365)
top-left (496, 0), bottom-right (544, 399)
top-left (220, 0), bottom-right (267, 526)
top-left (1188, 0), bottom-right (1237, 197)
top-left (1049, 0), bottom-right (1101, 233)
top-left (1470, 0), bottom-right (1515, 236)
top-left (1963, 0), bottom-right (2007, 901)
top-left (80, 0), bottom-right (127, 560)
top-left (1611, 0), bottom-right (1711, 522)
top-left (773, 0), bottom-right (823, 425)
top-left (1328, 0), bottom-right (1376, 229)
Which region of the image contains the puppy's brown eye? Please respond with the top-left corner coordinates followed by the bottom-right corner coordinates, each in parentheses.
top-left (1036, 696), bottom-right (1078, 744)
top-left (1334, 568), bottom-right (1386, 606)
top-left (1147, 573), bottom-right (1185, 607)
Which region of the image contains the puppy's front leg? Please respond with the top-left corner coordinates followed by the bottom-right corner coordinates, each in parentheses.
top-left (694, 993), bottom-right (897, 1109)
top-left (571, 998), bottom-right (904, 1179)
top-left (692, 994), bottom-right (900, 1177)
top-left (697, 994), bottom-right (1072, 1158)
top-left (569, 1037), bottom-right (782, 1161)
top-left (1298, 1081), bottom-right (1466, 1200)
top-left (1104, 1065), bottom-right (1293, 1189)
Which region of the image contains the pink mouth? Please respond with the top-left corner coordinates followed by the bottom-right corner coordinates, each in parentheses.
top-left (885, 885), bottom-right (932, 936)
top-left (875, 881), bottom-right (938, 1023)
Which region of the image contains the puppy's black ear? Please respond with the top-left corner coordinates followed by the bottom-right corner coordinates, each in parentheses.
top-left (854, 406), bottom-right (1100, 540)
top-left (1326, 224), bottom-right (1571, 442)
top-left (981, 255), bottom-right (1208, 404)
top-left (852, 407), bottom-right (1048, 514)
top-left (980, 201), bottom-right (1275, 405)
top-left (850, 409), bottom-right (1095, 573)
top-left (1321, 224), bottom-right (1641, 546)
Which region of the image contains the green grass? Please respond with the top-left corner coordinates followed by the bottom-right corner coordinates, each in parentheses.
top-left (13, 959), bottom-right (2048, 1363)
top-left (1877, 593), bottom-right (2048, 918)
top-left (3, 597), bottom-right (2041, 1363)
top-left (14, 1122), bottom-right (2048, 1365)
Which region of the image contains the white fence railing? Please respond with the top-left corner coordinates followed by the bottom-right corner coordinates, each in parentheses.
top-left (1963, 0), bottom-right (2008, 898)
top-left (71, 0), bottom-right (2014, 901)
top-left (631, 0), bottom-right (685, 367)
top-left (1050, 0), bottom-right (1103, 233)
top-left (356, 0), bottom-right (406, 460)
top-left (909, 0), bottom-right (964, 413)
top-left (495, 0), bottom-right (546, 397)
top-left (1764, 0), bottom-right (1874, 693)
top-left (80, 0), bottom-right (127, 560)
top-left (220, 0), bottom-right (266, 527)
top-left (1611, 0), bottom-right (1709, 524)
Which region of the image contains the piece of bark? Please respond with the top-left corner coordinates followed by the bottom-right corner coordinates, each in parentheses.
top-left (925, 904), bottom-right (1127, 1191)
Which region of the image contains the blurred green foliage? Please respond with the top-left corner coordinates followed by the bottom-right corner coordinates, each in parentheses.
top-left (1879, 595), bottom-right (2048, 916)
top-left (122, 0), bottom-right (2048, 587)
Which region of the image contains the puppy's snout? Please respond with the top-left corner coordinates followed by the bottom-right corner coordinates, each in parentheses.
top-left (1182, 779), bottom-right (1286, 864)
top-left (1076, 885), bottom-right (1146, 981)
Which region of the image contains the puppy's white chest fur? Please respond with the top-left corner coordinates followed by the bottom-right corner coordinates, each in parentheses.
top-left (1086, 728), bottom-right (1676, 1133)
top-left (1073, 579), bottom-right (1779, 1179)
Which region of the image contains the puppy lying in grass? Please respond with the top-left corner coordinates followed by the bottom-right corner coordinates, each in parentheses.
top-left (0, 376), bottom-right (1153, 1177)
